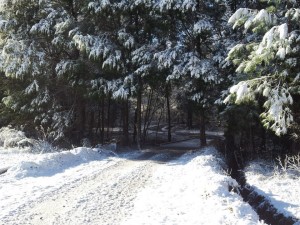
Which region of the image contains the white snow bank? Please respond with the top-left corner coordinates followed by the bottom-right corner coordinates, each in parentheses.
top-left (6, 147), bottom-right (114, 179)
top-left (0, 147), bottom-right (129, 221)
top-left (0, 148), bottom-right (39, 169)
top-left (245, 160), bottom-right (300, 220)
top-left (122, 148), bottom-right (265, 225)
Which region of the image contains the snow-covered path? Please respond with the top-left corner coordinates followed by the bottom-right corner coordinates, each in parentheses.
top-left (13, 158), bottom-right (158, 225)
top-left (1, 151), bottom-right (170, 225)
top-left (0, 147), bottom-right (264, 225)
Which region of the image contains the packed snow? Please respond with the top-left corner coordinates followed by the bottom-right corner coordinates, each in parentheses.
top-left (0, 143), bottom-right (266, 225)
top-left (0, 147), bottom-right (125, 223)
top-left (245, 159), bottom-right (300, 221)
top-left (122, 148), bottom-right (264, 225)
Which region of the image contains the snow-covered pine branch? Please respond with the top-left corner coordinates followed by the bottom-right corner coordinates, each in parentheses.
top-left (225, 2), bottom-right (300, 136)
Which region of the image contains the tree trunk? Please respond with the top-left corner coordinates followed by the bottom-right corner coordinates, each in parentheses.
top-left (156, 109), bottom-right (163, 144)
top-left (89, 109), bottom-right (94, 137)
top-left (145, 93), bottom-right (159, 142)
top-left (142, 89), bottom-right (153, 142)
top-left (101, 96), bottom-right (105, 144)
top-left (260, 127), bottom-right (266, 154)
top-left (166, 82), bottom-right (171, 142)
top-left (187, 101), bottom-right (193, 129)
top-left (122, 99), bottom-right (129, 146)
top-left (79, 98), bottom-right (86, 140)
top-left (96, 102), bottom-right (101, 135)
top-left (249, 125), bottom-right (255, 159)
top-left (106, 93), bottom-right (111, 139)
top-left (133, 108), bottom-right (137, 144)
top-left (136, 76), bottom-right (142, 149)
top-left (199, 109), bottom-right (207, 147)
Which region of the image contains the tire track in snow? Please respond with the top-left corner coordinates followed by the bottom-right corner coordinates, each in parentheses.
top-left (4, 152), bottom-right (174, 225)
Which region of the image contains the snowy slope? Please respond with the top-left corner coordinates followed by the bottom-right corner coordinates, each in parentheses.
top-left (245, 160), bottom-right (300, 221)
top-left (0, 146), bottom-right (265, 225)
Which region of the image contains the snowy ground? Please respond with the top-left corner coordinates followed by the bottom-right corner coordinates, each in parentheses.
top-left (0, 145), bottom-right (266, 225)
top-left (245, 160), bottom-right (300, 222)
top-left (122, 149), bottom-right (263, 225)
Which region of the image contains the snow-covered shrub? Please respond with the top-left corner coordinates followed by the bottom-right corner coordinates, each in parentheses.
top-left (275, 154), bottom-right (300, 177)
top-left (95, 140), bottom-right (118, 152)
top-left (94, 142), bottom-right (118, 157)
top-left (0, 127), bottom-right (28, 148)
top-left (81, 138), bottom-right (92, 148)
top-left (0, 126), bottom-right (58, 153)
top-left (30, 140), bottom-right (58, 153)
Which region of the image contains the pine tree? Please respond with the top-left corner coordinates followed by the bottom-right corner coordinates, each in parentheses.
top-left (225, 0), bottom-right (300, 137)
top-left (0, 0), bottom-right (92, 141)
top-left (154, 0), bottom-right (230, 146)
top-left (85, 1), bottom-right (161, 147)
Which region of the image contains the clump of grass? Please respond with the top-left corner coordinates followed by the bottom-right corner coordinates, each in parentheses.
top-left (273, 154), bottom-right (300, 178)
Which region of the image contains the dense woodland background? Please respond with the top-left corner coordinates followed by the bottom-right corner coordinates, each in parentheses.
top-left (0, 0), bottom-right (300, 161)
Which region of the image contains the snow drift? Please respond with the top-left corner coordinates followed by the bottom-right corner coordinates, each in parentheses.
top-left (7, 147), bottom-right (115, 179)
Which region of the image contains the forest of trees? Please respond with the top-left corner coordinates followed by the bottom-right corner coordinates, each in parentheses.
top-left (0, 0), bottom-right (299, 159)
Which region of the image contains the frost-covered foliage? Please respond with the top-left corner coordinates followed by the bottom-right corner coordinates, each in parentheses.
top-left (0, 127), bottom-right (28, 148)
top-left (72, 33), bottom-right (123, 70)
top-left (0, 0), bottom-right (91, 140)
top-left (225, 0), bottom-right (300, 136)
top-left (228, 8), bottom-right (276, 31)
top-left (30, 139), bottom-right (58, 153)
top-left (0, 126), bottom-right (57, 153)
top-left (0, 0), bottom-right (231, 145)
top-left (85, 1), bottom-right (160, 100)
top-left (153, 0), bottom-right (229, 108)
top-left (132, 44), bottom-right (157, 78)
top-left (275, 154), bottom-right (300, 177)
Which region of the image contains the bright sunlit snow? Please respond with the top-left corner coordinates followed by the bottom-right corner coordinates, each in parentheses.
top-left (0, 147), bottom-right (126, 223)
top-left (0, 145), bottom-right (265, 225)
top-left (245, 160), bottom-right (300, 221)
top-left (122, 148), bottom-right (264, 225)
